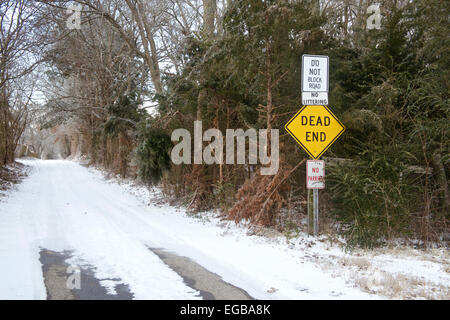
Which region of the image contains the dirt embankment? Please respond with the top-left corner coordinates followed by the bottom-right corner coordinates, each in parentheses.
top-left (0, 161), bottom-right (29, 194)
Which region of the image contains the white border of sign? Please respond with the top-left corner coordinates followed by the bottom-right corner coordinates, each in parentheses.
top-left (301, 54), bottom-right (329, 92)
top-left (306, 160), bottom-right (325, 190)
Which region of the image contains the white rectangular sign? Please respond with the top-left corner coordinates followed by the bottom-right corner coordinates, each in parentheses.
top-left (302, 92), bottom-right (329, 106)
top-left (302, 55), bottom-right (329, 92)
top-left (306, 160), bottom-right (325, 189)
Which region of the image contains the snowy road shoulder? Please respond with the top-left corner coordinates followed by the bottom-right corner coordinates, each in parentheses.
top-left (88, 162), bottom-right (449, 300)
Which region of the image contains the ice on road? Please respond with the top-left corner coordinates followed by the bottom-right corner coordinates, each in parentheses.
top-left (0, 160), bottom-right (375, 299)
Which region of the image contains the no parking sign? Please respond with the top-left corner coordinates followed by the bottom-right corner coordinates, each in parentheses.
top-left (306, 160), bottom-right (325, 189)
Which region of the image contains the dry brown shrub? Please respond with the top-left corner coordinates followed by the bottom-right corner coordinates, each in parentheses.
top-left (228, 160), bottom-right (305, 226)
top-left (185, 164), bottom-right (211, 212)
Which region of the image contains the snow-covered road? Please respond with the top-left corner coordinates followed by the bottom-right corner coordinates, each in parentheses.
top-left (0, 160), bottom-right (377, 299)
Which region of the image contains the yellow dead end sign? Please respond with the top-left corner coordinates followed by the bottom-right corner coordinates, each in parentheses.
top-left (285, 105), bottom-right (345, 159)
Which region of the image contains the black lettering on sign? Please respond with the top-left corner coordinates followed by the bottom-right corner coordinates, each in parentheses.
top-left (312, 132), bottom-right (319, 141)
top-left (301, 116), bottom-right (308, 125)
top-left (308, 77), bottom-right (322, 82)
top-left (309, 68), bottom-right (321, 75)
top-left (302, 116), bottom-right (331, 126)
top-left (306, 132), bottom-right (327, 142)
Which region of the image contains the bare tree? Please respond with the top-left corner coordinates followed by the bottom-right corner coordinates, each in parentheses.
top-left (0, 0), bottom-right (44, 164)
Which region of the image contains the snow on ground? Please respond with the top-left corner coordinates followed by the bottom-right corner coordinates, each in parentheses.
top-left (0, 160), bottom-right (198, 299)
top-left (0, 159), bottom-right (448, 300)
top-left (89, 162), bottom-right (450, 300)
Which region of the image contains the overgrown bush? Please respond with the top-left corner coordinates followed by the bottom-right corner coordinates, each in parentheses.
top-left (136, 124), bottom-right (172, 185)
top-left (328, 146), bottom-right (419, 249)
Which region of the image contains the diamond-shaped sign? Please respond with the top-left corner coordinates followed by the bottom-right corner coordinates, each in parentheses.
top-left (285, 105), bottom-right (345, 159)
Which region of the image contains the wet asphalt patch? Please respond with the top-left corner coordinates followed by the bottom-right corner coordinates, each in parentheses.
top-left (39, 248), bottom-right (253, 300)
top-left (39, 249), bottom-right (133, 300)
top-left (149, 248), bottom-right (253, 300)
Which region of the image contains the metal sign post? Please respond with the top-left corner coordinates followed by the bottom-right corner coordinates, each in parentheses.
top-left (285, 55), bottom-right (346, 236)
top-left (306, 160), bottom-right (324, 235)
top-left (307, 189), bottom-right (313, 234)
top-left (313, 189), bottom-right (319, 236)
top-left (301, 54), bottom-right (329, 236)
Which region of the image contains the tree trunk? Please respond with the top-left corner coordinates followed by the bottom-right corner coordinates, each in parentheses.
top-left (431, 151), bottom-right (449, 214)
top-left (203, 0), bottom-right (216, 38)
top-left (125, 0), bottom-right (163, 95)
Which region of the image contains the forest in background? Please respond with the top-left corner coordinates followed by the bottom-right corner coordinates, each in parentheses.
top-left (0, 0), bottom-right (448, 248)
